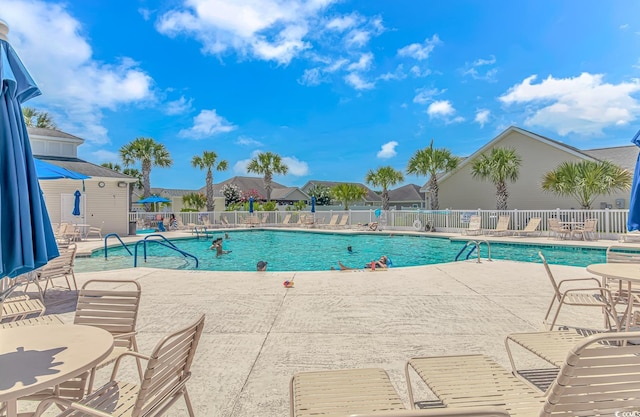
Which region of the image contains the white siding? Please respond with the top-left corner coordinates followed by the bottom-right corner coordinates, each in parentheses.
top-left (40, 179), bottom-right (129, 236)
top-left (438, 130), bottom-right (631, 210)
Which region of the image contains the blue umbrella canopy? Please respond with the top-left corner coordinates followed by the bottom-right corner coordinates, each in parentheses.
top-left (311, 196), bottom-right (316, 213)
top-left (137, 196), bottom-right (171, 204)
top-left (249, 197), bottom-right (254, 213)
top-left (627, 128), bottom-right (640, 232)
top-left (34, 158), bottom-right (89, 180)
top-left (72, 190), bottom-right (81, 216)
top-left (0, 22), bottom-right (59, 278)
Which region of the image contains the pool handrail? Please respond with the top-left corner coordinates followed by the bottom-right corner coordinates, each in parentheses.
top-left (133, 234), bottom-right (199, 268)
top-left (104, 233), bottom-right (133, 258)
top-left (455, 240), bottom-right (492, 263)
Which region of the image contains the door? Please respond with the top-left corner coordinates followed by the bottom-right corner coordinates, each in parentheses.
top-left (61, 192), bottom-right (86, 224)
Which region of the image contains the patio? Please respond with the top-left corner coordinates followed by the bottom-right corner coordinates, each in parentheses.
top-left (30, 259), bottom-right (606, 417)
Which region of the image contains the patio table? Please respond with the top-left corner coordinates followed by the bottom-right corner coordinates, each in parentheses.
top-left (0, 324), bottom-right (113, 417)
top-left (587, 263), bottom-right (640, 331)
top-left (72, 223), bottom-right (91, 239)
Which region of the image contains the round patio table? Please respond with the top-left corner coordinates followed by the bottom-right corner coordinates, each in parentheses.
top-left (0, 324), bottom-right (113, 417)
top-left (587, 263), bottom-right (640, 332)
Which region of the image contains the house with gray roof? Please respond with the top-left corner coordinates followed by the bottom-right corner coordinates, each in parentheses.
top-left (388, 184), bottom-right (425, 209)
top-left (301, 180), bottom-right (381, 205)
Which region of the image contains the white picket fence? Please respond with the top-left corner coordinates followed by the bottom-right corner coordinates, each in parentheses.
top-left (129, 208), bottom-right (630, 240)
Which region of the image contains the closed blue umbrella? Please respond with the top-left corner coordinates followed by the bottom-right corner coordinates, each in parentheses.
top-left (627, 128), bottom-right (640, 231)
top-left (0, 22), bottom-right (59, 278)
top-left (72, 190), bottom-right (81, 216)
top-left (311, 196), bottom-right (316, 213)
top-left (249, 197), bottom-right (254, 213)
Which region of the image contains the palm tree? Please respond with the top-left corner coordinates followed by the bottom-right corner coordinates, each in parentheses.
top-left (331, 183), bottom-right (367, 210)
top-left (541, 160), bottom-right (632, 209)
top-left (365, 166), bottom-right (405, 210)
top-left (183, 192), bottom-right (207, 211)
top-left (101, 162), bottom-right (122, 172)
top-left (406, 140), bottom-right (459, 210)
top-left (123, 168), bottom-right (143, 212)
top-left (246, 151), bottom-right (288, 201)
top-left (471, 147), bottom-right (522, 210)
top-left (119, 137), bottom-right (173, 205)
top-left (191, 151), bottom-right (228, 212)
top-left (22, 107), bottom-right (57, 129)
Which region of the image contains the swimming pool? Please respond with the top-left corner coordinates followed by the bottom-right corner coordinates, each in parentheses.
top-left (74, 229), bottom-right (616, 273)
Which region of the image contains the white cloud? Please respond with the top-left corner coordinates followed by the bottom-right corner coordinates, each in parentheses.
top-left (377, 141), bottom-right (398, 159)
top-left (410, 65), bottom-right (431, 78)
top-left (235, 136), bottom-right (263, 147)
top-left (620, 23), bottom-right (630, 30)
top-left (156, 0), bottom-right (337, 65)
top-left (165, 96), bottom-right (193, 115)
top-left (233, 158), bottom-right (252, 174)
top-left (475, 109), bottom-right (490, 127)
top-left (347, 53), bottom-right (373, 71)
top-left (344, 73), bottom-right (374, 90)
top-left (326, 15), bottom-right (358, 32)
top-left (2, 0), bottom-right (155, 145)
top-left (344, 29), bottom-right (370, 47)
top-left (139, 8), bottom-right (151, 21)
top-left (91, 149), bottom-right (120, 163)
top-left (179, 109), bottom-right (237, 139)
top-left (397, 35), bottom-right (441, 61)
top-left (233, 150), bottom-right (261, 174)
top-left (413, 88), bottom-right (444, 104)
top-left (462, 55), bottom-right (497, 81)
top-left (282, 156), bottom-right (309, 176)
top-left (377, 65), bottom-right (406, 81)
top-left (426, 100), bottom-right (464, 124)
top-left (499, 73), bottom-right (640, 135)
top-left (298, 68), bottom-right (324, 86)
top-left (429, 100), bottom-right (455, 117)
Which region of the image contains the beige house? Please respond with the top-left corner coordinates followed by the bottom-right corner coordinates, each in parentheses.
top-left (425, 126), bottom-right (636, 210)
top-left (29, 127), bottom-right (136, 235)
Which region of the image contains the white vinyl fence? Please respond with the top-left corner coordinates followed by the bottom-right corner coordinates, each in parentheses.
top-left (129, 208), bottom-right (630, 240)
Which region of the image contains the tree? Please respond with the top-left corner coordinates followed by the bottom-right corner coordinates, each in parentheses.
top-left (471, 147), bottom-right (522, 210)
top-left (246, 151), bottom-right (288, 201)
top-left (331, 183), bottom-right (367, 210)
top-left (182, 193), bottom-right (207, 211)
top-left (365, 166), bottom-right (405, 211)
top-left (119, 137), bottom-right (173, 208)
top-left (101, 162), bottom-right (122, 172)
top-left (191, 150), bottom-right (228, 211)
top-left (307, 185), bottom-right (332, 205)
top-left (541, 160), bottom-right (632, 209)
top-left (22, 107), bottom-right (57, 129)
top-left (221, 184), bottom-right (241, 206)
top-left (406, 140), bottom-right (459, 210)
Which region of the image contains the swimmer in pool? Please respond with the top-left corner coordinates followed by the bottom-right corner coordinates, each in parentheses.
top-left (337, 255), bottom-right (388, 270)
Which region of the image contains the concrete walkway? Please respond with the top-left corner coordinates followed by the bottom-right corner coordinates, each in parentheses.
top-left (39, 257), bottom-right (608, 417)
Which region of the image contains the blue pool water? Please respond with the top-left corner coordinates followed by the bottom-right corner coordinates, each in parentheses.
top-left (74, 230), bottom-right (615, 273)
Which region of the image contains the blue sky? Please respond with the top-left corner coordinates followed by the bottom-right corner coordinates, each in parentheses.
top-left (4, 0), bottom-right (640, 190)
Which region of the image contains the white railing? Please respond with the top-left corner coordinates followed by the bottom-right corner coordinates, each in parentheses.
top-left (129, 208), bottom-right (630, 240)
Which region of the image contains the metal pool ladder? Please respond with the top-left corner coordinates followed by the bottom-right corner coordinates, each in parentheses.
top-left (455, 240), bottom-right (492, 263)
top-left (103, 233), bottom-right (199, 268)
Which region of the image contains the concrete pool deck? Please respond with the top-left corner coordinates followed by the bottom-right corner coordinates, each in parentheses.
top-left (37, 238), bottom-right (625, 417)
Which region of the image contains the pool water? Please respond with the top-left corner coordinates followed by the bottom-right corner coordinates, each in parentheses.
top-left (74, 230), bottom-right (613, 273)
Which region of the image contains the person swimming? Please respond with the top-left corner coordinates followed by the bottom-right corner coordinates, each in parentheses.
top-left (347, 245), bottom-right (353, 253)
top-left (337, 255), bottom-right (389, 270)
